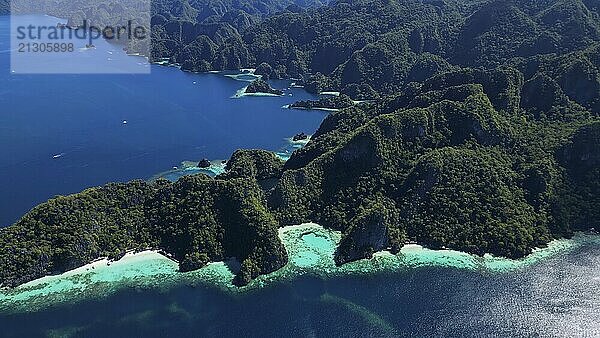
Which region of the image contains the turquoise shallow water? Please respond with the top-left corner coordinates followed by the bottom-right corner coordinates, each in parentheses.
top-left (0, 224), bottom-right (599, 337)
top-left (1, 223), bottom-right (597, 312)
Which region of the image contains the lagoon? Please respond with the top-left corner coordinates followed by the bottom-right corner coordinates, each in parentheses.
top-left (1, 223), bottom-right (599, 337)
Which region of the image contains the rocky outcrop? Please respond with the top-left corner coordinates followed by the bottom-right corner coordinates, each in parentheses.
top-left (198, 159), bottom-right (211, 168)
top-left (335, 207), bottom-right (404, 265)
top-left (218, 149), bottom-right (284, 181)
top-left (245, 79), bottom-right (283, 95)
top-left (293, 133), bottom-right (308, 141)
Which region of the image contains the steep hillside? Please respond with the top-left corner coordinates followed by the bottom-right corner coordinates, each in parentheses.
top-left (0, 0), bottom-right (598, 287)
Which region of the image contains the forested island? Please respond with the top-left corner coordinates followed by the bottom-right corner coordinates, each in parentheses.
top-left (244, 79), bottom-right (284, 95)
top-left (0, 0), bottom-right (599, 288)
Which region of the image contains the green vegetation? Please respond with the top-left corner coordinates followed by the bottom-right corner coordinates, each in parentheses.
top-left (290, 94), bottom-right (354, 110)
top-left (266, 65), bottom-right (598, 263)
top-left (552, 122), bottom-right (600, 234)
top-left (244, 79), bottom-right (283, 95)
top-left (98, 0), bottom-right (598, 113)
top-left (1, 0), bottom-right (598, 287)
top-left (0, 176), bottom-right (287, 287)
top-left (218, 149), bottom-right (285, 181)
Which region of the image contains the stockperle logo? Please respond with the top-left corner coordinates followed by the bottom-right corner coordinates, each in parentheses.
top-left (15, 20), bottom-right (148, 45)
top-left (10, 0), bottom-right (151, 74)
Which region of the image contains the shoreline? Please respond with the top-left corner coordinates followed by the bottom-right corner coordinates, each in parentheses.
top-left (1, 223), bottom-right (596, 314)
top-left (284, 104), bottom-right (341, 112)
top-left (231, 85), bottom-right (286, 98)
top-left (150, 159), bottom-right (227, 182)
top-left (150, 134), bottom-right (313, 181)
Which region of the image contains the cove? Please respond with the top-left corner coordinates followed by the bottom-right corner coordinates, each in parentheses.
top-left (1, 224), bottom-right (599, 336)
top-left (1, 222), bottom-right (598, 315)
top-left (1, 232), bottom-right (598, 337)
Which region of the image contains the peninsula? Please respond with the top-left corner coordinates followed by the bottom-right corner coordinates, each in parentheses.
top-left (0, 0), bottom-right (599, 289)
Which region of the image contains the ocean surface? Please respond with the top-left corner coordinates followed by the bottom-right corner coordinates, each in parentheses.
top-left (1, 15), bottom-right (599, 338)
top-left (0, 235), bottom-right (599, 338)
top-left (0, 15), bottom-right (324, 226)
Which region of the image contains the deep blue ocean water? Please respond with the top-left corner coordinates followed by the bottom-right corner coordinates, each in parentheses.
top-left (0, 15), bottom-right (324, 226)
top-left (1, 15), bottom-right (599, 338)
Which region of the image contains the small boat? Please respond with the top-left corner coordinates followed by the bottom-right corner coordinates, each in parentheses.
top-left (122, 120), bottom-right (128, 125)
top-left (52, 153), bottom-right (64, 159)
